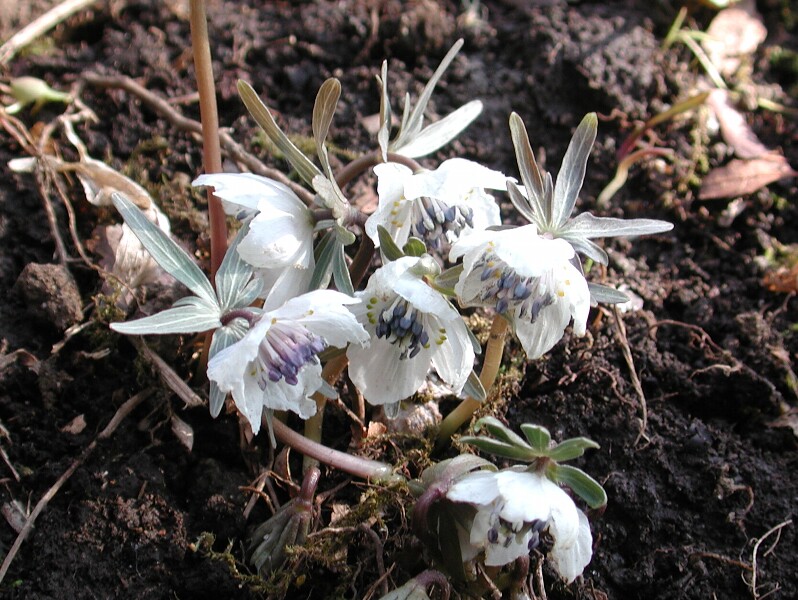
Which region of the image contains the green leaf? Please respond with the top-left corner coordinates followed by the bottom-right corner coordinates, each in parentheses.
top-left (402, 237), bottom-right (427, 257)
top-left (110, 298), bottom-right (221, 335)
top-left (215, 220), bottom-right (256, 311)
top-left (587, 283), bottom-right (630, 305)
top-left (309, 231), bottom-right (336, 291)
top-left (111, 193), bottom-right (217, 308)
top-left (461, 370), bottom-right (486, 403)
top-left (332, 242), bottom-right (355, 296)
top-left (474, 416), bottom-right (531, 450)
top-left (458, 436), bottom-right (534, 461)
top-left (312, 78), bottom-right (341, 164)
top-left (550, 464), bottom-right (607, 509)
top-left (551, 113), bottom-right (597, 227)
top-left (237, 80), bottom-right (321, 186)
top-left (547, 437), bottom-right (600, 462)
top-left (509, 113), bottom-right (547, 224)
top-left (520, 423), bottom-right (551, 452)
top-left (377, 225), bottom-right (405, 262)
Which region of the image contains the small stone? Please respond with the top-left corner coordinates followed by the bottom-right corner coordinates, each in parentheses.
top-left (13, 262), bottom-right (83, 331)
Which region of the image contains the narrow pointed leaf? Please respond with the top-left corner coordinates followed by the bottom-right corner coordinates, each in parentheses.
top-left (509, 113), bottom-right (547, 222)
top-left (506, 181), bottom-right (539, 225)
top-left (309, 230), bottom-right (336, 291)
top-left (312, 78), bottom-right (341, 164)
top-left (432, 264), bottom-right (463, 293)
top-left (520, 423), bottom-right (551, 452)
top-left (237, 80), bottom-right (321, 186)
top-left (457, 436), bottom-right (534, 461)
top-left (462, 370), bottom-right (486, 403)
top-left (111, 300), bottom-right (221, 335)
top-left (332, 242), bottom-right (355, 296)
top-left (552, 113), bottom-right (597, 228)
top-left (550, 464), bottom-right (607, 509)
top-left (548, 437), bottom-right (600, 462)
top-left (394, 100), bottom-right (482, 158)
top-left (376, 61), bottom-right (391, 161)
top-left (215, 221), bottom-right (255, 311)
top-left (562, 212), bottom-right (674, 239)
top-left (111, 193), bottom-right (217, 307)
top-left (377, 225), bottom-right (405, 262)
top-left (474, 416), bottom-right (531, 449)
top-left (401, 39), bottom-right (464, 142)
top-left (588, 283), bottom-right (630, 305)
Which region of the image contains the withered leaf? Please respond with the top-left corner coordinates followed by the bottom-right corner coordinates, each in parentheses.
top-left (703, 0), bottom-right (767, 78)
top-left (706, 89), bottom-right (769, 159)
top-left (699, 155), bottom-right (797, 200)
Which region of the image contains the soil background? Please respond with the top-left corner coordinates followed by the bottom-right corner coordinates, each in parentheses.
top-left (1, 1), bottom-right (797, 599)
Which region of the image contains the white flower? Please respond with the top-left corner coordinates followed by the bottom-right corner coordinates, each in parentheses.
top-left (194, 173), bottom-right (315, 309)
top-left (450, 224), bottom-right (590, 359)
top-left (365, 158), bottom-right (506, 253)
top-left (207, 290), bottom-right (368, 434)
top-left (347, 256), bottom-right (475, 413)
top-left (446, 468), bottom-right (593, 582)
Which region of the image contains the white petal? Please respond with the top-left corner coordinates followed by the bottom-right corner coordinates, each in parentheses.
top-left (494, 471), bottom-right (555, 524)
top-left (193, 173), bottom-right (304, 213)
top-left (258, 265), bottom-right (313, 311)
top-left (374, 162), bottom-right (413, 202)
top-left (365, 198), bottom-right (413, 247)
top-left (484, 530), bottom-right (534, 567)
top-left (430, 316), bottom-right (474, 393)
top-left (447, 471), bottom-right (501, 506)
top-left (238, 212), bottom-right (313, 268)
top-left (347, 337), bottom-right (433, 406)
top-left (393, 270), bottom-right (458, 320)
top-left (492, 226), bottom-right (574, 279)
top-left (549, 508), bottom-right (593, 583)
top-left (404, 158), bottom-right (507, 200)
top-left (262, 363), bottom-right (321, 419)
top-left (513, 300), bottom-right (572, 359)
top-left (464, 189), bottom-right (502, 232)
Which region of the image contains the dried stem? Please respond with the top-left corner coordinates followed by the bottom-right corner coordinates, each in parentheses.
top-left (189, 0), bottom-right (226, 280)
top-left (436, 315), bottom-right (510, 445)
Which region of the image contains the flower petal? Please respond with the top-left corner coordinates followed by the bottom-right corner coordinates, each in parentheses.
top-left (549, 508), bottom-right (593, 583)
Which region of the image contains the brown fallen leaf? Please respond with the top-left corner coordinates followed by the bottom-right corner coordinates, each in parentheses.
top-left (703, 0), bottom-right (767, 78)
top-left (706, 89), bottom-right (769, 159)
top-left (60, 414), bottom-right (87, 435)
top-left (699, 155), bottom-right (797, 200)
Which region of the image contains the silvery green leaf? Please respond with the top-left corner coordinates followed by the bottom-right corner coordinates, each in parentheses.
top-left (588, 283), bottom-right (630, 305)
top-left (378, 225), bottom-right (405, 262)
top-left (549, 463), bottom-right (607, 509)
top-left (311, 174), bottom-right (349, 221)
top-left (508, 115), bottom-right (548, 224)
top-left (215, 221), bottom-right (255, 311)
top-left (560, 212), bottom-right (674, 239)
top-left (236, 278), bottom-right (264, 308)
top-left (376, 61), bottom-right (391, 161)
top-left (394, 100), bottom-right (482, 159)
top-left (208, 323), bottom-right (247, 417)
top-left (309, 230), bottom-right (336, 291)
top-left (398, 39), bottom-right (464, 144)
top-left (462, 370), bottom-right (486, 403)
top-left (506, 180), bottom-right (538, 225)
top-left (334, 222), bottom-right (356, 246)
top-left (111, 297), bottom-right (221, 335)
top-left (465, 321), bottom-right (481, 355)
top-left (111, 192), bottom-right (217, 307)
top-left (332, 242), bottom-right (354, 296)
top-left (474, 416), bottom-right (531, 449)
top-left (552, 113), bottom-right (597, 228)
top-left (548, 437), bottom-right (600, 462)
top-left (520, 423), bottom-right (551, 452)
top-left (402, 237), bottom-right (427, 258)
top-left (312, 78), bottom-right (341, 161)
top-left (237, 80), bottom-right (322, 187)
top-left (562, 235), bottom-right (609, 265)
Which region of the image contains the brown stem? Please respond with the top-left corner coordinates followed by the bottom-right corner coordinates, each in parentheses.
top-left (189, 0), bottom-right (226, 281)
top-left (301, 353), bottom-right (349, 473)
top-left (436, 315), bottom-right (510, 445)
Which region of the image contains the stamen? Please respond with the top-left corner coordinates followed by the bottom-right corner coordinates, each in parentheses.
top-left (376, 297), bottom-right (432, 360)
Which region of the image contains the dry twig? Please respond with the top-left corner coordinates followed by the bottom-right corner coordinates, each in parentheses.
top-left (612, 306), bottom-right (649, 445)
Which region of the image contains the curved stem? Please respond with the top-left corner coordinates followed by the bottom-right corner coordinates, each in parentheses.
top-left (272, 418), bottom-right (401, 484)
top-left (302, 353), bottom-right (349, 473)
top-left (335, 151), bottom-right (423, 189)
top-left (436, 315), bottom-right (510, 445)
top-left (189, 0), bottom-right (226, 281)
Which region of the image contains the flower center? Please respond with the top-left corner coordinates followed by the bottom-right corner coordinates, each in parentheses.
top-left (488, 515), bottom-right (547, 550)
top-left (411, 197), bottom-right (474, 251)
top-left (473, 252), bottom-right (555, 318)
top-left (255, 321), bottom-right (326, 387)
top-left (372, 297), bottom-right (439, 360)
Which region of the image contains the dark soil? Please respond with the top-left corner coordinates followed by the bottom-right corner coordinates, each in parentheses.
top-left (1, 1), bottom-right (797, 599)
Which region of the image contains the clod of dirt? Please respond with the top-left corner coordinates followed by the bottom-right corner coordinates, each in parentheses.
top-left (12, 262), bottom-right (83, 331)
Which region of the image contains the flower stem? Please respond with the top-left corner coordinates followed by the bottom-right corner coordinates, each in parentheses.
top-left (272, 418), bottom-right (401, 484)
top-left (189, 0), bottom-right (226, 281)
top-left (436, 314), bottom-right (510, 446)
top-left (302, 353), bottom-right (349, 473)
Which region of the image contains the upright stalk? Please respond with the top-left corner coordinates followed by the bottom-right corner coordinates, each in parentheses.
top-left (189, 0), bottom-right (226, 280)
top-left (302, 354), bottom-right (349, 473)
top-left (436, 315), bottom-right (510, 445)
